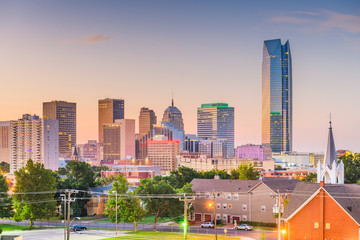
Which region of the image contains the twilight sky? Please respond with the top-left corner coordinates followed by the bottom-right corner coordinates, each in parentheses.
top-left (1, 0), bottom-right (359, 152)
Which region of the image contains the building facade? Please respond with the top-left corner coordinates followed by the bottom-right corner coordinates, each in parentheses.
top-left (43, 100), bottom-right (76, 158)
top-left (197, 103), bottom-right (234, 158)
top-left (162, 99), bottom-right (184, 131)
top-left (139, 107), bottom-right (157, 139)
top-left (103, 119), bottom-right (135, 161)
top-left (77, 140), bottom-right (102, 165)
top-left (198, 139), bottom-right (223, 158)
top-left (0, 121), bottom-right (10, 164)
top-left (10, 114), bottom-right (59, 173)
top-left (235, 144), bottom-right (271, 161)
top-left (262, 39), bottom-right (292, 153)
top-left (147, 135), bottom-right (180, 175)
top-left (98, 98), bottom-right (124, 144)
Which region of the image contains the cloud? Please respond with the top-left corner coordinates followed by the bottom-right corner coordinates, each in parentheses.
top-left (270, 10), bottom-right (360, 34)
top-left (64, 34), bottom-right (113, 44)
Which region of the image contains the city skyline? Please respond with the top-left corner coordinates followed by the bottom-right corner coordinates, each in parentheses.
top-left (1, 1), bottom-right (359, 152)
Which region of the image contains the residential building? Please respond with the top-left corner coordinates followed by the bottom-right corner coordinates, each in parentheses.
top-left (235, 144), bottom-right (271, 161)
top-left (147, 135), bottom-right (180, 175)
top-left (101, 165), bottom-right (161, 185)
top-left (198, 139), bottom-right (223, 158)
top-left (103, 119), bottom-right (135, 161)
top-left (162, 98), bottom-right (184, 131)
top-left (0, 121), bottom-right (10, 163)
top-left (283, 182), bottom-right (360, 240)
top-left (197, 103), bottom-right (234, 158)
top-left (191, 178), bottom-right (299, 224)
top-left (98, 98), bottom-right (124, 143)
top-left (9, 114), bottom-right (59, 173)
top-left (43, 100), bottom-right (76, 158)
top-left (262, 39), bottom-right (292, 153)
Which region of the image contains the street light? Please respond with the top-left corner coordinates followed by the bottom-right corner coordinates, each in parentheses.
top-left (112, 190), bottom-right (118, 236)
top-left (69, 217), bottom-right (81, 227)
top-left (208, 192), bottom-right (218, 240)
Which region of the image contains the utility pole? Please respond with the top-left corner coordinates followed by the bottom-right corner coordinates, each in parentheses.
top-left (64, 189), bottom-right (78, 240)
top-left (213, 191), bottom-right (217, 240)
top-left (278, 190), bottom-right (281, 240)
top-left (60, 194), bottom-right (66, 240)
top-left (179, 194), bottom-right (195, 240)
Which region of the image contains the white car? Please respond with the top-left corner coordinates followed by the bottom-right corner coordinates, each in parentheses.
top-left (201, 222), bottom-right (215, 228)
top-left (234, 224), bottom-right (253, 231)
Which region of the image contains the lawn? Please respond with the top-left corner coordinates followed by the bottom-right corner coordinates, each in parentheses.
top-left (95, 215), bottom-right (176, 224)
top-left (103, 231), bottom-right (241, 240)
top-left (0, 224), bottom-right (54, 231)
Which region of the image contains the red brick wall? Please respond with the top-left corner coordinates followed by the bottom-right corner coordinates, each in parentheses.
top-left (288, 189), bottom-right (359, 240)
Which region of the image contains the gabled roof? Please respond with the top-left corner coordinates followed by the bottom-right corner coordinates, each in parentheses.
top-left (262, 179), bottom-right (300, 194)
top-left (191, 179), bottom-right (259, 193)
top-left (283, 182), bottom-right (360, 225)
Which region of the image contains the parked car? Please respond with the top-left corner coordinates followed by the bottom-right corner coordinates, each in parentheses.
top-left (234, 224), bottom-right (253, 231)
top-left (201, 222), bottom-right (215, 228)
top-left (70, 225), bottom-right (88, 231)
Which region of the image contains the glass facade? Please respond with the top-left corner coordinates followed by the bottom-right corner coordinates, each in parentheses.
top-left (197, 103), bottom-right (234, 158)
top-left (262, 39), bottom-right (292, 153)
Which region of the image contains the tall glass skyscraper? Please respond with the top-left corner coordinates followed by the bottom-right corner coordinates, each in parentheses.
top-left (262, 39), bottom-right (292, 153)
top-left (197, 103), bottom-right (234, 158)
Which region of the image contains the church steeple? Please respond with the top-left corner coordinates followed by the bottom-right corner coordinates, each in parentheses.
top-left (324, 117), bottom-right (337, 169)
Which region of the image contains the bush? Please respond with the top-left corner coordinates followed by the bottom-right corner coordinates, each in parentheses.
top-left (237, 221), bottom-right (276, 228)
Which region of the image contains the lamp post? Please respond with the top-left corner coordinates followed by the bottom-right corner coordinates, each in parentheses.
top-left (112, 190), bottom-right (118, 235)
top-left (69, 217), bottom-right (81, 228)
top-left (208, 192), bottom-right (217, 240)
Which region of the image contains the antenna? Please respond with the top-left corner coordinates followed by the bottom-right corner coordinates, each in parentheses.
top-left (171, 92), bottom-right (174, 107)
top-left (329, 113), bottom-right (332, 128)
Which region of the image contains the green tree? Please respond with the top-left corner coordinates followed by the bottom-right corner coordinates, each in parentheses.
top-left (275, 165), bottom-right (287, 170)
top-left (201, 169), bottom-right (230, 179)
top-left (65, 161), bottom-right (95, 188)
top-left (121, 193), bottom-right (145, 232)
top-left (340, 153), bottom-right (360, 184)
top-left (0, 174), bottom-right (13, 218)
top-left (104, 175), bottom-right (129, 222)
top-left (0, 162), bottom-right (10, 174)
top-left (302, 172), bottom-right (317, 182)
top-left (169, 167), bottom-right (201, 189)
top-left (136, 178), bottom-right (182, 231)
top-left (231, 164), bottom-right (260, 180)
top-left (13, 159), bottom-right (57, 228)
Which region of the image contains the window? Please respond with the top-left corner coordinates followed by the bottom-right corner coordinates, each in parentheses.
top-left (314, 222), bottom-right (319, 229)
top-left (223, 214), bottom-right (227, 220)
top-left (205, 193), bottom-right (210, 199)
top-left (196, 192), bottom-right (201, 198)
top-left (216, 193), bottom-right (221, 198)
top-left (261, 205), bottom-right (266, 212)
top-left (242, 204), bottom-right (247, 211)
top-left (223, 203), bottom-right (227, 209)
top-left (227, 194), bottom-right (231, 200)
top-left (233, 194), bottom-right (239, 200)
top-left (217, 203), bottom-right (221, 209)
top-left (223, 193), bottom-right (227, 198)
top-left (325, 223), bottom-right (330, 229)
top-left (228, 204), bottom-right (232, 209)
top-left (242, 215), bottom-right (247, 221)
top-left (216, 214), bottom-right (221, 220)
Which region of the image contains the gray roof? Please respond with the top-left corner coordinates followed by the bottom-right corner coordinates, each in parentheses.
top-left (191, 179), bottom-right (260, 193)
top-left (262, 179), bottom-right (301, 194)
top-left (283, 182), bottom-right (360, 225)
top-left (323, 122), bottom-right (337, 169)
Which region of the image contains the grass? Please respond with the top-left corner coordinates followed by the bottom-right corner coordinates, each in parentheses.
top-left (102, 231), bottom-right (242, 240)
top-left (95, 216), bottom-right (176, 224)
top-left (0, 224), bottom-right (58, 231)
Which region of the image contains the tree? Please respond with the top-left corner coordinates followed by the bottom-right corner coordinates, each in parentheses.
top-left (121, 193), bottom-right (145, 232)
top-left (302, 172), bottom-right (317, 182)
top-left (0, 174), bottom-right (12, 218)
top-left (169, 167), bottom-right (201, 189)
top-left (201, 169), bottom-right (230, 179)
top-left (136, 178), bottom-right (182, 231)
top-left (0, 162), bottom-right (10, 174)
top-left (275, 165), bottom-right (287, 170)
top-left (13, 159), bottom-right (57, 228)
top-left (231, 164), bottom-right (260, 180)
top-left (65, 161), bottom-right (95, 188)
top-left (341, 153), bottom-right (360, 183)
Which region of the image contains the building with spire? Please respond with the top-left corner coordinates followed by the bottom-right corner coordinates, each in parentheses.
top-left (317, 120), bottom-right (344, 184)
top-left (162, 98), bottom-right (184, 131)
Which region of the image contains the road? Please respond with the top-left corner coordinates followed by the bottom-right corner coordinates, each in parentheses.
top-left (0, 219), bottom-right (278, 239)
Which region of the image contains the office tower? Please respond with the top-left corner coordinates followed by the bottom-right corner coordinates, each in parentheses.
top-left (162, 99), bottom-right (184, 131)
top-left (139, 107), bottom-right (157, 139)
top-left (77, 140), bottom-right (102, 165)
top-left (9, 114), bottom-right (59, 173)
top-left (198, 139), bottom-right (223, 158)
top-left (103, 119), bottom-right (135, 161)
top-left (184, 134), bottom-right (199, 153)
top-left (98, 98), bottom-right (125, 144)
top-left (262, 39), bottom-right (292, 153)
top-left (0, 121), bottom-right (10, 163)
top-left (197, 103), bottom-right (234, 158)
top-left (43, 100), bottom-right (76, 158)
top-left (147, 135), bottom-right (180, 175)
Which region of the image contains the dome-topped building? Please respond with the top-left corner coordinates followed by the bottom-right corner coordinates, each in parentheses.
top-left (162, 98), bottom-right (184, 131)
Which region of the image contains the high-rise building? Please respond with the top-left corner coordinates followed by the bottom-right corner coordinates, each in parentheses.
top-left (98, 98), bottom-right (125, 144)
top-left (198, 139), bottom-right (223, 158)
top-left (147, 135), bottom-right (180, 175)
top-left (103, 119), bottom-right (135, 161)
top-left (162, 99), bottom-right (184, 131)
top-left (197, 103), bottom-right (234, 158)
top-left (139, 107), bottom-right (157, 139)
top-left (77, 140), bottom-right (102, 165)
top-left (9, 114), bottom-right (59, 173)
top-left (262, 39), bottom-right (292, 153)
top-left (0, 121), bottom-right (10, 164)
top-left (43, 100), bottom-right (76, 158)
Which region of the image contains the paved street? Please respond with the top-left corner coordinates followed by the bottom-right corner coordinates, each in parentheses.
top-left (0, 219), bottom-right (278, 239)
